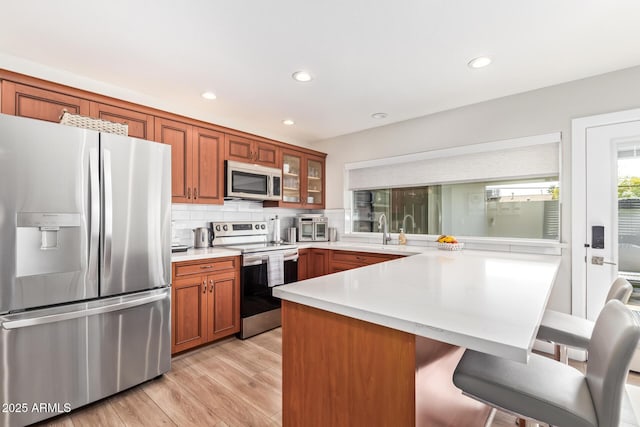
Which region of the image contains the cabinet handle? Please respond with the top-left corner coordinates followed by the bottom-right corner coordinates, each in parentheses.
top-left (209, 279), bottom-right (214, 292)
top-left (187, 188), bottom-right (191, 199)
top-left (200, 265), bottom-right (213, 269)
top-left (202, 280), bottom-right (207, 293)
top-left (194, 188), bottom-right (198, 199)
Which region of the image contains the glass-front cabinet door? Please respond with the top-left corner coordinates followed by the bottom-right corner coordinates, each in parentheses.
top-left (305, 156), bottom-right (324, 207)
top-left (282, 152), bottom-right (301, 204)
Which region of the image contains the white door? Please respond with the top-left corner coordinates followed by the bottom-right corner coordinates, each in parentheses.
top-left (584, 120), bottom-right (640, 320)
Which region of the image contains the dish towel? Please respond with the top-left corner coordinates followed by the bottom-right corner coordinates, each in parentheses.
top-left (267, 252), bottom-right (285, 287)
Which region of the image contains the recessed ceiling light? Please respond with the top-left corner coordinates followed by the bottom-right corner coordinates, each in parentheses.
top-left (371, 112), bottom-right (388, 119)
top-left (201, 91), bottom-right (217, 100)
top-left (292, 70), bottom-right (313, 82)
top-left (282, 119), bottom-right (295, 126)
top-left (467, 56), bottom-right (492, 69)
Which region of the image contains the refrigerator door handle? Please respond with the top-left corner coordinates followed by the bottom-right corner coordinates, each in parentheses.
top-left (103, 148), bottom-right (113, 278)
top-left (88, 148), bottom-right (100, 279)
top-left (1, 292), bottom-right (169, 330)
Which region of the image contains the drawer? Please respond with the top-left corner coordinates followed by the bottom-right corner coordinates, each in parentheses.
top-left (330, 250), bottom-right (390, 266)
top-left (330, 261), bottom-right (358, 273)
top-left (174, 257), bottom-right (237, 277)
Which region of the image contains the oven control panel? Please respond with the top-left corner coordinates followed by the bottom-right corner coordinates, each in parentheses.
top-left (210, 221), bottom-right (268, 237)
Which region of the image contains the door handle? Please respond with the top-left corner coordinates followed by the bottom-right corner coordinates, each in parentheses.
top-left (1, 292), bottom-right (169, 330)
top-left (103, 149), bottom-right (113, 279)
top-left (591, 256), bottom-right (617, 266)
top-left (202, 280), bottom-right (207, 293)
top-left (209, 279), bottom-right (214, 292)
top-left (88, 148), bottom-right (99, 279)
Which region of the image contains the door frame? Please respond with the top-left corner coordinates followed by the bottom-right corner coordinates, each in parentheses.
top-left (571, 107), bottom-right (640, 319)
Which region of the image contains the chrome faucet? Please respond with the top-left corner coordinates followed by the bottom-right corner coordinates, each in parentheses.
top-left (402, 214), bottom-right (415, 233)
top-left (378, 213), bottom-right (392, 245)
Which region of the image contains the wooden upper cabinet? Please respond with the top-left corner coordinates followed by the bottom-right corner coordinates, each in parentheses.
top-left (305, 154), bottom-right (325, 208)
top-left (225, 134), bottom-right (252, 162)
top-left (266, 149), bottom-right (326, 209)
top-left (1, 81), bottom-right (90, 122)
top-left (155, 118), bottom-right (224, 205)
top-left (255, 141), bottom-right (278, 168)
top-left (0, 72), bottom-right (326, 207)
top-left (192, 127), bottom-right (224, 204)
top-left (89, 102), bottom-right (154, 140)
top-left (155, 117), bottom-right (193, 203)
top-left (225, 134), bottom-right (279, 168)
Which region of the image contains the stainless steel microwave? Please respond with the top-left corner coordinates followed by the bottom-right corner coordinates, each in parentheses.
top-left (225, 160), bottom-right (282, 201)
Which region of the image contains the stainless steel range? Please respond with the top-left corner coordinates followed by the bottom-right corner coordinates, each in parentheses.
top-left (210, 221), bottom-right (298, 339)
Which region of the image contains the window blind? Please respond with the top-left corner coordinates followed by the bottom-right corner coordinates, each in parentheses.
top-left (346, 133), bottom-right (560, 190)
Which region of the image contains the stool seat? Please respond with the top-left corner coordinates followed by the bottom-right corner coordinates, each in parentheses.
top-left (537, 309), bottom-right (594, 349)
top-left (454, 300), bottom-right (640, 427)
top-left (535, 278), bottom-right (633, 365)
top-left (454, 350), bottom-right (597, 427)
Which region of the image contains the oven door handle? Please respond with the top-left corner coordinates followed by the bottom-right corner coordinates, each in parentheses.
top-left (243, 256), bottom-right (267, 267)
top-left (242, 253), bottom-right (298, 267)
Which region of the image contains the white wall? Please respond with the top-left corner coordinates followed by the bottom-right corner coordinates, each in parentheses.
top-left (314, 65), bottom-right (640, 313)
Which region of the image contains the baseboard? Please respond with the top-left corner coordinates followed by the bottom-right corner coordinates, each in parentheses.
top-left (625, 385), bottom-right (640, 426)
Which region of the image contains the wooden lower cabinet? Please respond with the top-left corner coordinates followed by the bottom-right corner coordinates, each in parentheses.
top-left (297, 248), bottom-right (310, 280)
top-left (171, 257), bottom-right (240, 354)
top-left (329, 250), bottom-right (404, 273)
top-left (309, 249), bottom-right (329, 278)
top-left (207, 270), bottom-right (237, 340)
top-left (300, 248), bottom-right (405, 279)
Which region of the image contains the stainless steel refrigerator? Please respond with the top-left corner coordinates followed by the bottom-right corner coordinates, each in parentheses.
top-left (0, 114), bottom-right (171, 427)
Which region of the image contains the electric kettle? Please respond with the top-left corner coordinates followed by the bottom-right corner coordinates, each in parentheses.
top-left (193, 227), bottom-right (209, 248)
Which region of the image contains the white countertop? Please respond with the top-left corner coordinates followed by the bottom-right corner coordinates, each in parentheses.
top-left (172, 241), bottom-right (423, 262)
top-left (273, 249), bottom-right (561, 363)
top-left (171, 247), bottom-right (241, 262)
top-left (296, 241), bottom-right (426, 255)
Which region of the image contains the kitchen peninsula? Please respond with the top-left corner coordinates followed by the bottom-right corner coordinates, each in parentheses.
top-left (273, 249), bottom-right (561, 426)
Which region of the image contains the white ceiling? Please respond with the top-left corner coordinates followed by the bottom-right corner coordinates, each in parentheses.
top-left (2, 1), bottom-right (640, 145)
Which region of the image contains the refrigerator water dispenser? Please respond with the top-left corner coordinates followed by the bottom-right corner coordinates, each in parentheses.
top-left (16, 212), bottom-right (82, 277)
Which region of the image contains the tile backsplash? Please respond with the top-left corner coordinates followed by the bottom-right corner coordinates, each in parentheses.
top-left (172, 201), bottom-right (327, 246)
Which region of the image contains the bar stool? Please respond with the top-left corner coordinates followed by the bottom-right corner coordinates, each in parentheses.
top-left (537, 277), bottom-right (633, 363)
top-left (453, 300), bottom-right (640, 427)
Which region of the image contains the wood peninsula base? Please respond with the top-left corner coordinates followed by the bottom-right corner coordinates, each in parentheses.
top-left (281, 301), bottom-right (491, 427)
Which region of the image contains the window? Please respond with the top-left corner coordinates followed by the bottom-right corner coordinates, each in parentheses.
top-left (346, 133), bottom-right (562, 241)
top-left (352, 177), bottom-right (559, 240)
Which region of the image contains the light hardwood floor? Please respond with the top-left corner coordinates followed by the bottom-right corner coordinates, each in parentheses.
top-left (36, 328), bottom-right (639, 427)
